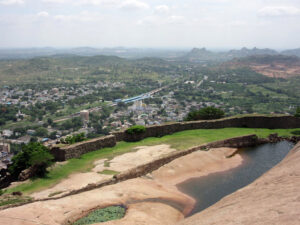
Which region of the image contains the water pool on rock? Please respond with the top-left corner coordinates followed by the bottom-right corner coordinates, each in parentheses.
top-left (73, 205), bottom-right (126, 225)
top-left (177, 141), bottom-right (294, 216)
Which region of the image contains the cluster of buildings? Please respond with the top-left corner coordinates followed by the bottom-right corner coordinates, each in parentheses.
top-left (105, 91), bottom-right (218, 130)
top-left (0, 81), bottom-right (125, 106)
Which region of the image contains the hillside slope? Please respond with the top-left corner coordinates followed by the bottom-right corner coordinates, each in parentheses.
top-left (226, 55), bottom-right (300, 78)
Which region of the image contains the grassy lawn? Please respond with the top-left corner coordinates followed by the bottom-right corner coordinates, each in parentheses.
top-left (6, 127), bottom-right (299, 194)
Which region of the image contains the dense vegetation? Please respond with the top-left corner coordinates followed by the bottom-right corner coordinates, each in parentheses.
top-left (126, 125), bottom-right (146, 135)
top-left (60, 133), bottom-right (86, 145)
top-left (8, 142), bottom-right (54, 178)
top-left (185, 107), bottom-right (225, 121)
top-left (0, 105), bottom-right (18, 125)
top-left (73, 206), bottom-right (126, 225)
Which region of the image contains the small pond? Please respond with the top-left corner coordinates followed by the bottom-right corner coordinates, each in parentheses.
top-left (177, 141), bottom-right (294, 216)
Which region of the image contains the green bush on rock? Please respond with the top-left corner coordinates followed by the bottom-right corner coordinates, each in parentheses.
top-left (126, 125), bottom-right (146, 135)
top-left (291, 130), bottom-right (300, 135)
top-left (60, 133), bottom-right (86, 145)
top-left (185, 107), bottom-right (225, 121)
top-left (73, 206), bottom-right (126, 225)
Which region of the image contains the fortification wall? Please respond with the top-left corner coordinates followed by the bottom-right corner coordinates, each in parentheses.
top-left (50, 135), bottom-right (260, 199)
top-left (114, 115), bottom-right (300, 142)
top-left (50, 115), bottom-right (300, 161)
top-left (51, 135), bottom-right (116, 161)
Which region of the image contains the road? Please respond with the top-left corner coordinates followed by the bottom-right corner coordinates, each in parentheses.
top-left (53, 86), bottom-right (167, 123)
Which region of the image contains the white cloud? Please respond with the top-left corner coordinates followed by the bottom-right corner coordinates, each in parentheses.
top-left (166, 15), bottom-right (185, 24)
top-left (46, 0), bottom-right (149, 10)
top-left (155, 5), bottom-right (170, 15)
top-left (42, 0), bottom-right (68, 3)
top-left (229, 20), bottom-right (246, 27)
top-left (0, 0), bottom-right (24, 5)
top-left (120, 0), bottom-right (149, 10)
top-left (138, 15), bottom-right (185, 26)
top-left (54, 11), bottom-right (102, 22)
top-left (258, 6), bottom-right (300, 17)
top-left (75, 0), bottom-right (119, 6)
top-left (37, 11), bottom-right (49, 17)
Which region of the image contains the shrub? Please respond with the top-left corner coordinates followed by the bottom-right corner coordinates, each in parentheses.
top-left (35, 127), bottom-right (48, 137)
top-left (185, 107), bottom-right (225, 121)
top-left (295, 107), bottom-right (300, 117)
top-left (126, 125), bottom-right (146, 135)
top-left (8, 142), bottom-right (54, 178)
top-left (73, 206), bottom-right (126, 225)
top-left (60, 133), bottom-right (86, 145)
top-left (291, 130), bottom-right (300, 135)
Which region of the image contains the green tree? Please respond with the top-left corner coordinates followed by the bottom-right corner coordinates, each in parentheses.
top-left (47, 118), bottom-right (53, 125)
top-left (9, 142), bottom-right (54, 178)
top-left (35, 127), bottom-right (48, 137)
top-left (126, 125), bottom-right (146, 135)
top-left (185, 107), bottom-right (225, 121)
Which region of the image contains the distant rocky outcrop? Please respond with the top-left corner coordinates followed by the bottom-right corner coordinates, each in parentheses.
top-left (181, 47), bottom-right (279, 62)
top-left (282, 48), bottom-right (300, 57)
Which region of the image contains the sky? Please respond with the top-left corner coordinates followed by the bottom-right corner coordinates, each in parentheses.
top-left (1, 0), bottom-right (300, 49)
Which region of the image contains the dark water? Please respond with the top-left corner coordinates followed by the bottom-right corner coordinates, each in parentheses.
top-left (177, 141), bottom-right (294, 216)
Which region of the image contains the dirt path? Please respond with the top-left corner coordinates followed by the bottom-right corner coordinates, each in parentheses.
top-left (0, 146), bottom-right (242, 225)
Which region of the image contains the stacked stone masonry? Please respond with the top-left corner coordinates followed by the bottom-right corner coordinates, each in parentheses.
top-left (51, 115), bottom-right (300, 161)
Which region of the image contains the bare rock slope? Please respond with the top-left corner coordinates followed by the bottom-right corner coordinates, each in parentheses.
top-left (177, 141), bottom-right (300, 225)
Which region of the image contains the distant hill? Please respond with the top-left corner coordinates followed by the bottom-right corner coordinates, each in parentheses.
top-left (0, 47), bottom-right (186, 60)
top-left (281, 48), bottom-right (300, 57)
top-left (226, 47), bottom-right (277, 58)
top-left (181, 47), bottom-right (279, 63)
top-left (182, 48), bottom-right (221, 62)
top-left (0, 54), bottom-right (174, 84)
top-left (225, 55), bottom-right (300, 78)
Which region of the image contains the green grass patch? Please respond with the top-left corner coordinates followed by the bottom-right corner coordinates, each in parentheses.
top-left (0, 196), bottom-right (32, 207)
top-left (104, 160), bottom-right (110, 167)
top-left (48, 191), bottom-right (64, 197)
top-left (99, 170), bottom-right (119, 175)
top-left (291, 130), bottom-right (300, 135)
top-left (73, 206), bottom-right (126, 225)
top-left (6, 128), bottom-right (299, 194)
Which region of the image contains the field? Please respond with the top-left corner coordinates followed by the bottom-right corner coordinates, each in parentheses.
top-left (6, 127), bottom-right (299, 194)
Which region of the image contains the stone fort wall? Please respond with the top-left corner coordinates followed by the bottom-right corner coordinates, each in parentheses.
top-left (51, 115), bottom-right (300, 161)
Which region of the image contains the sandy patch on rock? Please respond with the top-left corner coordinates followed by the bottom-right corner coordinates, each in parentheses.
top-left (31, 172), bottom-right (112, 199)
top-left (30, 145), bottom-right (176, 199)
top-left (0, 178), bottom-right (193, 225)
top-left (92, 159), bottom-right (108, 172)
top-left (101, 202), bottom-right (184, 225)
top-left (152, 147), bottom-right (242, 187)
top-left (108, 144), bottom-right (176, 172)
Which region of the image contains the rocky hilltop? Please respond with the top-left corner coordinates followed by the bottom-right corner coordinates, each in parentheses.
top-left (177, 141), bottom-right (300, 225)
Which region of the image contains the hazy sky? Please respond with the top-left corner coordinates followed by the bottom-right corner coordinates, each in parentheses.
top-left (1, 0), bottom-right (300, 49)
